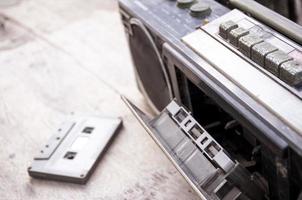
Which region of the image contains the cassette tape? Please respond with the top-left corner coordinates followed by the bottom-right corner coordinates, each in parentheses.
top-left (28, 117), bottom-right (122, 184)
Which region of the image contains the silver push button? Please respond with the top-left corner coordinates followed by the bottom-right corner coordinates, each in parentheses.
top-left (265, 50), bottom-right (293, 75)
top-left (229, 27), bottom-right (249, 47)
top-left (251, 42), bottom-right (278, 66)
top-left (280, 60), bottom-right (302, 86)
top-left (238, 34), bottom-right (264, 57)
top-left (219, 20), bottom-right (238, 39)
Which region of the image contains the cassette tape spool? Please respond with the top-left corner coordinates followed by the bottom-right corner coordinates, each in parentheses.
top-left (28, 117), bottom-right (122, 184)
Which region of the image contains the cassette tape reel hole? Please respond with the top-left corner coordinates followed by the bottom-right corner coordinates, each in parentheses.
top-left (82, 127), bottom-right (94, 134)
top-left (64, 151), bottom-right (77, 160)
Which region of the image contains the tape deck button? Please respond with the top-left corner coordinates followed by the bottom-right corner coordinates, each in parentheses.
top-left (219, 20), bottom-right (238, 39)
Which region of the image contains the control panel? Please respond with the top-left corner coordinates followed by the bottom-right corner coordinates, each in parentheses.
top-left (219, 20), bottom-right (302, 87)
top-left (201, 9), bottom-right (302, 91)
top-left (120, 0), bottom-right (229, 38)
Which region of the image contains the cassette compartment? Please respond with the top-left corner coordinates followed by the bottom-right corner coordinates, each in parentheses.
top-left (122, 97), bottom-right (265, 200)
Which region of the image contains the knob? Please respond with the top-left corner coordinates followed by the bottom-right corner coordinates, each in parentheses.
top-left (190, 2), bottom-right (212, 18)
top-left (177, 0), bottom-right (195, 9)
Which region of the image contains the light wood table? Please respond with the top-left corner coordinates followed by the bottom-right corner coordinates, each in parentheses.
top-left (0, 0), bottom-right (199, 199)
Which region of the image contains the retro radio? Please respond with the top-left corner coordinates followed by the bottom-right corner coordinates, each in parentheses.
top-left (119, 0), bottom-right (302, 199)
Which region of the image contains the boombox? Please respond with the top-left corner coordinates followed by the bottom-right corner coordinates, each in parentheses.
top-left (118, 0), bottom-right (302, 199)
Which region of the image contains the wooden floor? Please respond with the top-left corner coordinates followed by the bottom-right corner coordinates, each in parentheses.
top-left (0, 0), bottom-right (199, 199)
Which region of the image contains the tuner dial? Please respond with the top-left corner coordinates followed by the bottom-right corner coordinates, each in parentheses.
top-left (190, 2), bottom-right (212, 18)
top-left (177, 0), bottom-right (195, 9)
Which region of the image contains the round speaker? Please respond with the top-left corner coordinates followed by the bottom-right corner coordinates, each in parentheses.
top-left (128, 18), bottom-right (173, 113)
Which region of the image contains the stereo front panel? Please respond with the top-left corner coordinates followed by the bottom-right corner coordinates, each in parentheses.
top-left (119, 0), bottom-right (229, 39)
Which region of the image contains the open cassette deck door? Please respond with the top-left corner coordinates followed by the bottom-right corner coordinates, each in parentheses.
top-left (122, 96), bottom-right (265, 200)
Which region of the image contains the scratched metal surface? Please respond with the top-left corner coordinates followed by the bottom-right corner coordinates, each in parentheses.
top-left (0, 0), bottom-right (199, 199)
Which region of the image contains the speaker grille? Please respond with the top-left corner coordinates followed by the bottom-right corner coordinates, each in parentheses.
top-left (128, 19), bottom-right (172, 112)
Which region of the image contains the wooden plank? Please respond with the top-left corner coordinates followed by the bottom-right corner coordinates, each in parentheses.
top-left (0, 1), bottom-right (199, 199)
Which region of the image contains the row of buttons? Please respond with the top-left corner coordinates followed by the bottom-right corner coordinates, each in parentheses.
top-left (176, 0), bottom-right (212, 18)
top-left (219, 20), bottom-right (302, 87)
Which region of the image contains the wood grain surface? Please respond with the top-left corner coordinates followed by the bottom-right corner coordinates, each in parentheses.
top-left (0, 0), bottom-right (199, 199)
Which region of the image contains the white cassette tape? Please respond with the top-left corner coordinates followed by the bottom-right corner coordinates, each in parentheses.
top-left (28, 117), bottom-right (122, 184)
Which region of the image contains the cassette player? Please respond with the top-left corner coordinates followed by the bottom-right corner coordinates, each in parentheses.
top-left (119, 0), bottom-right (302, 199)
top-left (28, 117), bottom-right (122, 184)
